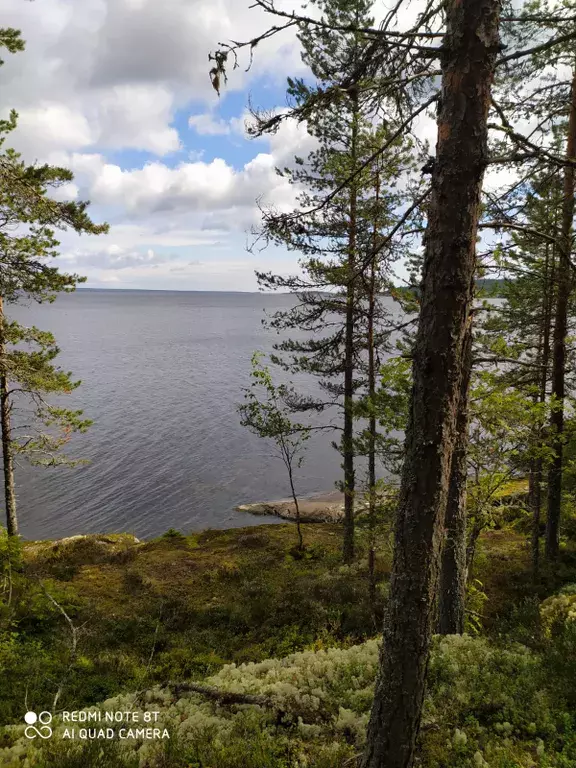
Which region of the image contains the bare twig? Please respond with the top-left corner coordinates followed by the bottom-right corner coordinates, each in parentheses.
top-left (497, 30), bottom-right (576, 67)
top-left (36, 579), bottom-right (81, 712)
top-left (132, 605), bottom-right (164, 707)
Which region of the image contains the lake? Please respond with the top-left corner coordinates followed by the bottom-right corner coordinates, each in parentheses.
top-left (8, 290), bottom-right (401, 540)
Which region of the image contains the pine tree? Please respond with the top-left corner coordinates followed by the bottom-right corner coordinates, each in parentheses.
top-left (254, 0), bottom-right (417, 563)
top-left (211, 1), bottom-right (576, 763)
top-left (0, 32), bottom-right (108, 534)
top-left (481, 168), bottom-right (565, 574)
top-left (482, 0), bottom-right (576, 562)
top-left (362, 2), bottom-right (501, 764)
top-left (546, 71), bottom-right (576, 559)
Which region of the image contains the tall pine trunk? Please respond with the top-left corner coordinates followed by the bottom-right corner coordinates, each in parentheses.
top-left (362, 1), bottom-right (500, 765)
top-left (437, 323), bottom-right (473, 635)
top-left (367, 163), bottom-right (381, 609)
top-left (0, 296), bottom-right (17, 536)
top-left (545, 70), bottom-right (576, 561)
top-left (342, 92), bottom-right (359, 564)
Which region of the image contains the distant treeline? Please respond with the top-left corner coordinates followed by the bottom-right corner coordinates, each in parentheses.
top-left (387, 277), bottom-right (506, 299)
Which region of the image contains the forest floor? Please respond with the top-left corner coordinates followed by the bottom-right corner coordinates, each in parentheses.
top-left (1, 491), bottom-right (575, 766)
top-left (10, 508), bottom-right (571, 718)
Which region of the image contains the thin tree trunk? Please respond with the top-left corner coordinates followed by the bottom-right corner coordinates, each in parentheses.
top-left (529, 456), bottom-right (541, 576)
top-left (362, 2), bottom-right (500, 766)
top-left (367, 163), bottom-right (381, 609)
top-left (0, 296), bottom-right (17, 536)
top-left (288, 465), bottom-right (304, 551)
top-left (437, 322), bottom-right (473, 635)
top-left (531, 242), bottom-right (554, 576)
top-left (529, 275), bottom-right (545, 578)
top-left (545, 70), bottom-right (576, 561)
top-left (342, 92), bottom-right (359, 564)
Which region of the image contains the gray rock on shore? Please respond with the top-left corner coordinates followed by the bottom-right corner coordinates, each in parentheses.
top-left (235, 500), bottom-right (345, 523)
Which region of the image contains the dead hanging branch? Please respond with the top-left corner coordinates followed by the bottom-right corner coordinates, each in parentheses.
top-left (209, 17), bottom-right (298, 94)
top-left (209, 0), bottom-right (443, 113)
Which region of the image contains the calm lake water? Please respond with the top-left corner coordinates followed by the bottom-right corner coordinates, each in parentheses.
top-left (9, 290), bottom-right (400, 541)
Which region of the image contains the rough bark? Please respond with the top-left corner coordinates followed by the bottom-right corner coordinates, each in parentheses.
top-left (342, 93), bottom-right (359, 564)
top-left (0, 296), bottom-right (17, 536)
top-left (437, 323), bottom-right (473, 635)
top-left (545, 71), bottom-right (576, 561)
top-left (362, 2), bottom-right (500, 766)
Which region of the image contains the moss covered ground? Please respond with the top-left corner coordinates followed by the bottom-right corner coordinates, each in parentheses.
top-left (0, 514), bottom-right (574, 767)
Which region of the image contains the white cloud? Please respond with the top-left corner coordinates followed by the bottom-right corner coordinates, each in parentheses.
top-left (62, 245), bottom-right (179, 271)
top-left (65, 146), bottom-right (299, 223)
top-left (1, 0), bottom-right (310, 161)
top-left (11, 104), bottom-right (94, 156)
top-left (99, 273), bottom-right (122, 283)
top-left (96, 85), bottom-right (180, 155)
top-left (189, 113), bottom-right (231, 136)
top-left (36, 108), bottom-right (325, 289)
top-left (0, 0), bottom-right (414, 290)
top-left (57, 242), bottom-right (287, 291)
top-left (7, 85), bottom-right (181, 158)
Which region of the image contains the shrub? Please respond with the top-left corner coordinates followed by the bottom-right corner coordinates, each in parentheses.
top-left (1, 627), bottom-right (575, 768)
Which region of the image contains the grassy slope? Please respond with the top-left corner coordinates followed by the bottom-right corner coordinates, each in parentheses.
top-left (0, 509), bottom-right (574, 767)
top-left (13, 512), bottom-right (568, 721)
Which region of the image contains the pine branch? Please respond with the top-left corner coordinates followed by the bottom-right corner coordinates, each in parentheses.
top-left (497, 29), bottom-right (576, 67)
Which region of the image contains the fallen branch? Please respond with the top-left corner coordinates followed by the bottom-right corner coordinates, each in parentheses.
top-left (165, 680), bottom-right (333, 727)
top-left (167, 681), bottom-right (279, 710)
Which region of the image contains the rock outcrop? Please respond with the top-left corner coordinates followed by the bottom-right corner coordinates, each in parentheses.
top-left (235, 499), bottom-right (345, 523)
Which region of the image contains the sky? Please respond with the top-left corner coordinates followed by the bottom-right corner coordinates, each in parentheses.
top-left (1, 0), bottom-right (520, 292)
top-left (1, 0), bottom-right (332, 291)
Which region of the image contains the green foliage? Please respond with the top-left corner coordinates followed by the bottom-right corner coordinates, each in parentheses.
top-left (464, 372), bottom-right (553, 565)
top-left (0, 28), bottom-right (24, 64)
top-left (0, 529), bottom-right (86, 722)
top-left (239, 353), bottom-right (311, 465)
top-left (540, 586), bottom-right (576, 637)
top-left (0, 118), bottom-right (108, 301)
top-left (0, 526), bottom-right (390, 725)
top-left (239, 353), bottom-right (311, 548)
top-left (161, 528), bottom-right (186, 541)
top-left (3, 321), bottom-right (92, 466)
top-left (2, 615), bottom-right (576, 767)
top-left (465, 579), bottom-right (489, 635)
top-left (0, 525), bottom-right (575, 766)
top-left (33, 739), bottom-right (140, 768)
